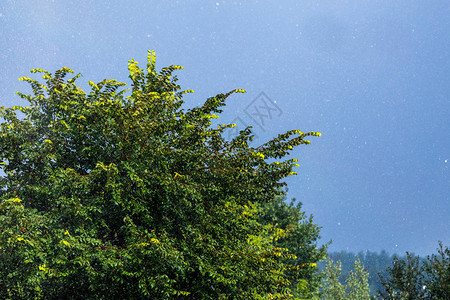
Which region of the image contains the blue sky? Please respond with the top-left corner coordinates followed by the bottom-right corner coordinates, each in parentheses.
top-left (1, 0), bottom-right (448, 256)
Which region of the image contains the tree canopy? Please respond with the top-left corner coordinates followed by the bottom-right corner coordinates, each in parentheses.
top-left (0, 51), bottom-right (325, 299)
top-left (320, 256), bottom-right (371, 300)
top-left (379, 242), bottom-right (449, 299)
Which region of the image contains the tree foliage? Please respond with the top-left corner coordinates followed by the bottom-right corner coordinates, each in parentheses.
top-left (379, 242), bottom-right (449, 299)
top-left (0, 51), bottom-right (324, 299)
top-left (379, 253), bottom-right (424, 299)
top-left (320, 256), bottom-right (371, 300)
top-left (320, 258), bottom-right (346, 299)
top-left (422, 242), bottom-right (450, 299)
top-left (326, 250), bottom-right (395, 296)
top-left (259, 195), bottom-right (327, 299)
top-left (347, 257), bottom-right (371, 299)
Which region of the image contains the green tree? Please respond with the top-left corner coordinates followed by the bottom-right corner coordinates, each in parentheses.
top-left (379, 252), bottom-right (425, 299)
top-left (320, 258), bottom-right (346, 300)
top-left (347, 257), bottom-right (371, 299)
top-left (422, 242), bottom-right (450, 299)
top-left (259, 194), bottom-right (328, 298)
top-left (379, 242), bottom-right (449, 299)
top-left (0, 51), bottom-right (323, 299)
top-left (326, 250), bottom-right (395, 296)
top-left (320, 256), bottom-right (371, 299)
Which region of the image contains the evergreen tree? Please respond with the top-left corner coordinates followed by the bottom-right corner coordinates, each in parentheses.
top-left (320, 257), bottom-right (346, 299)
top-left (0, 51), bottom-right (323, 299)
top-left (347, 257), bottom-right (371, 300)
top-left (320, 256), bottom-right (371, 299)
top-left (326, 250), bottom-right (395, 296)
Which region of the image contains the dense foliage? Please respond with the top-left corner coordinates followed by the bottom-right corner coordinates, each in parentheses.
top-left (259, 195), bottom-right (327, 298)
top-left (320, 256), bottom-right (371, 300)
top-left (0, 51), bottom-right (324, 299)
top-left (379, 242), bottom-right (449, 299)
top-left (325, 250), bottom-right (395, 296)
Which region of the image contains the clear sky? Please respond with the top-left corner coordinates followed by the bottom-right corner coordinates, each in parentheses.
top-left (1, 0), bottom-right (448, 256)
